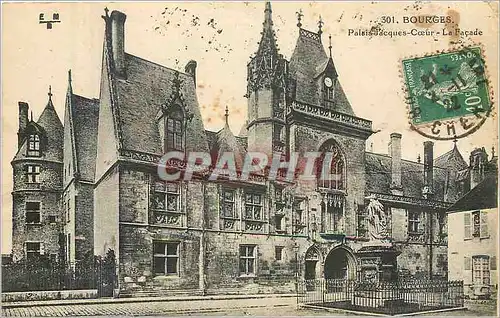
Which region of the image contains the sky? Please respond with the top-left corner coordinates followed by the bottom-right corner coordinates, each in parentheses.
top-left (1, 2), bottom-right (498, 254)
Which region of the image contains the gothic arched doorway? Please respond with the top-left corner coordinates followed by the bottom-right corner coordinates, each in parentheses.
top-left (324, 246), bottom-right (356, 280)
top-left (304, 246), bottom-right (322, 291)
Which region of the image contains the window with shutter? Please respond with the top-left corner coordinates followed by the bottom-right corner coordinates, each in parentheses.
top-left (480, 211), bottom-right (489, 238)
top-left (472, 211), bottom-right (480, 237)
top-left (490, 256), bottom-right (497, 271)
top-left (464, 213), bottom-right (472, 239)
top-left (464, 256), bottom-right (472, 270)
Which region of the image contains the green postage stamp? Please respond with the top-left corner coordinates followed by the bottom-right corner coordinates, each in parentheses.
top-left (402, 46), bottom-right (493, 140)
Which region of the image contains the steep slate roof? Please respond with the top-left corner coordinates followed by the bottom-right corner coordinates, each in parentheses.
top-left (215, 124), bottom-right (246, 168)
top-left (435, 144), bottom-right (467, 170)
top-left (447, 173), bottom-right (498, 212)
top-left (72, 94), bottom-right (99, 181)
top-left (288, 29), bottom-right (354, 115)
top-left (206, 117), bottom-right (246, 168)
top-left (289, 29), bottom-right (328, 107)
top-left (113, 54), bottom-right (209, 154)
top-left (36, 96), bottom-right (64, 162)
top-left (14, 95), bottom-right (64, 162)
top-left (365, 152), bottom-right (448, 201)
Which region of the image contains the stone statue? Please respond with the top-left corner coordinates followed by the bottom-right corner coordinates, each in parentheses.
top-left (366, 197), bottom-right (389, 241)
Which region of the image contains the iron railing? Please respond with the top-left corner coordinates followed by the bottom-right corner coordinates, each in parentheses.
top-left (2, 253), bottom-right (116, 296)
top-left (297, 278), bottom-right (464, 315)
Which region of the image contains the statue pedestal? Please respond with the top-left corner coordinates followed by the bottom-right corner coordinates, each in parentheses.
top-left (353, 241), bottom-right (402, 308)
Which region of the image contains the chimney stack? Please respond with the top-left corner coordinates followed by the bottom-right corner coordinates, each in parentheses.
top-left (470, 147), bottom-right (487, 188)
top-left (423, 141), bottom-right (434, 198)
top-left (18, 102), bottom-right (29, 148)
top-left (110, 10), bottom-right (127, 77)
top-left (389, 133), bottom-right (403, 194)
top-left (185, 60), bottom-right (197, 85)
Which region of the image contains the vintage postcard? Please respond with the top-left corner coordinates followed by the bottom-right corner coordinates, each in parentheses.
top-left (1, 1), bottom-right (498, 317)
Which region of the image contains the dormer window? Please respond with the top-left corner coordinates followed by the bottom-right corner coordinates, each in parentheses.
top-left (323, 76), bottom-right (335, 110)
top-left (158, 105), bottom-right (185, 153)
top-left (27, 134), bottom-right (40, 156)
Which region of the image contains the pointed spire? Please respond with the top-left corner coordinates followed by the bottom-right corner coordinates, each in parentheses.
top-left (224, 106), bottom-right (229, 126)
top-left (318, 15), bottom-right (324, 35)
top-left (263, 1), bottom-right (273, 31)
top-left (30, 111), bottom-right (34, 122)
top-left (257, 0), bottom-right (277, 54)
top-left (296, 9), bottom-right (303, 28)
top-left (328, 35), bottom-right (332, 58)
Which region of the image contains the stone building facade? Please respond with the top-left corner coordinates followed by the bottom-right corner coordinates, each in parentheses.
top-left (11, 2), bottom-right (497, 297)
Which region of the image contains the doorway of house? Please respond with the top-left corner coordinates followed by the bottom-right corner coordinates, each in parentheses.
top-left (304, 247), bottom-right (320, 291)
top-left (324, 247), bottom-right (356, 280)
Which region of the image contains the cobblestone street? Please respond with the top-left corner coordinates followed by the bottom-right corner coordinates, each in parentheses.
top-left (2, 297), bottom-right (497, 317)
top-left (2, 297), bottom-right (298, 317)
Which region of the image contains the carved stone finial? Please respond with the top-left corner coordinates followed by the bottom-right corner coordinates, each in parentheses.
top-left (296, 9), bottom-right (303, 28)
top-left (225, 105), bottom-right (229, 126)
top-left (102, 7), bottom-right (110, 20)
top-left (48, 85), bottom-right (52, 100)
top-left (417, 153), bottom-right (421, 163)
top-left (328, 34), bottom-right (332, 58)
top-left (492, 146), bottom-right (496, 158)
top-left (318, 15), bottom-right (324, 35)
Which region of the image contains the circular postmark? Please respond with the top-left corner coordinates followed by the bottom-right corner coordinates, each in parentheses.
top-left (401, 45), bottom-right (494, 140)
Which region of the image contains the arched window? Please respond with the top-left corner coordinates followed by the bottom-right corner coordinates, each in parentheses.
top-left (317, 140), bottom-right (345, 190)
top-left (159, 105), bottom-right (185, 152)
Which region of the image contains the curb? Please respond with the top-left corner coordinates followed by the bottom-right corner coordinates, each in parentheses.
top-left (299, 304), bottom-right (468, 317)
top-left (1, 293), bottom-right (297, 309)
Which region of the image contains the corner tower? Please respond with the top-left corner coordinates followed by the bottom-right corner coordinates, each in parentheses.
top-left (245, 1), bottom-right (288, 155)
top-left (11, 88), bottom-right (64, 263)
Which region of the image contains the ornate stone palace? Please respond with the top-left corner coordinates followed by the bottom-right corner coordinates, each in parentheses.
top-left (11, 3), bottom-right (497, 296)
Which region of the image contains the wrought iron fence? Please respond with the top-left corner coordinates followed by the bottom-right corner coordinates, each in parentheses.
top-left (2, 262), bottom-right (95, 292)
top-left (297, 278), bottom-right (464, 315)
top-left (2, 251), bottom-right (116, 295)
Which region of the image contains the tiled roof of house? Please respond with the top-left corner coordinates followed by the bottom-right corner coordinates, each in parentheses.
top-left (113, 53), bottom-right (209, 154)
top-left (365, 152), bottom-right (448, 201)
top-left (72, 94), bottom-right (99, 181)
top-left (447, 173), bottom-right (498, 212)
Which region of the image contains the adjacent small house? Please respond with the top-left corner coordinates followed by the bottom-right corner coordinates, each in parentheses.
top-left (447, 173), bottom-right (498, 299)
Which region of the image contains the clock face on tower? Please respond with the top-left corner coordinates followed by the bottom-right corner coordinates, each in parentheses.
top-left (324, 77), bottom-right (333, 88)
